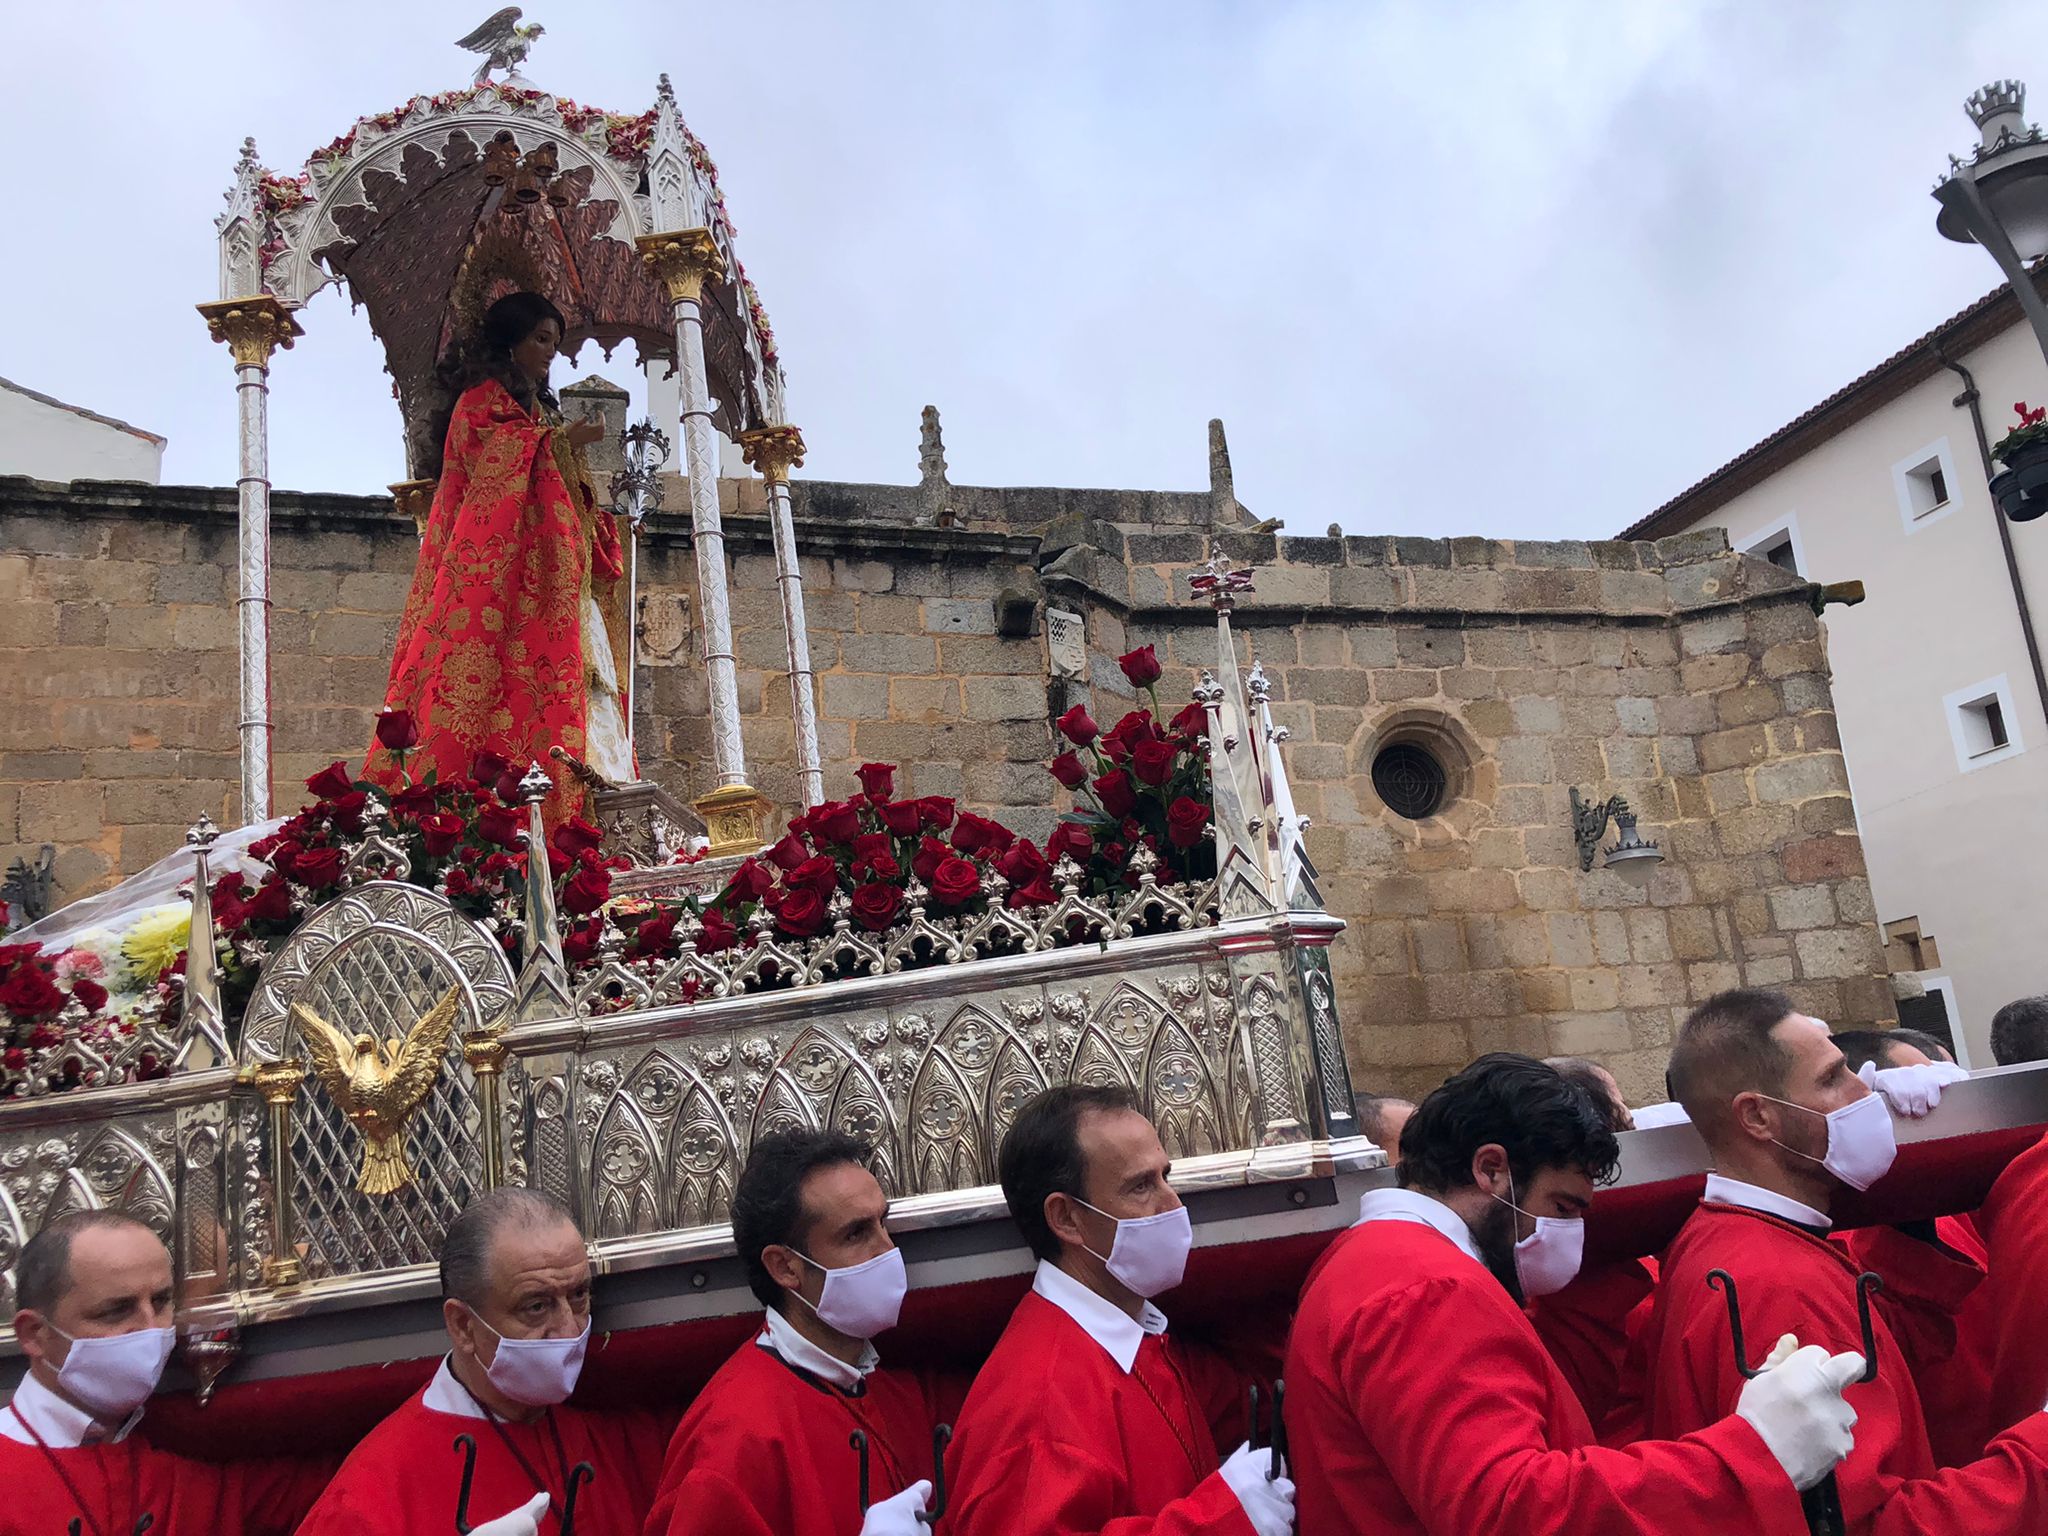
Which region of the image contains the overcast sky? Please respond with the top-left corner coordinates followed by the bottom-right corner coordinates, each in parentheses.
top-left (7, 1), bottom-right (2048, 539)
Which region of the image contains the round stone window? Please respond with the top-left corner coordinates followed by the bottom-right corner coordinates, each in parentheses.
top-left (1371, 741), bottom-right (1448, 820)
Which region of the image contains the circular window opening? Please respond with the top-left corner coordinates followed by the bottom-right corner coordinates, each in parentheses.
top-left (1372, 741), bottom-right (1448, 820)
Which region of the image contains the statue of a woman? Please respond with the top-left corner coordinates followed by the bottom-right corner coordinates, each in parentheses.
top-left (364, 292), bottom-right (632, 818)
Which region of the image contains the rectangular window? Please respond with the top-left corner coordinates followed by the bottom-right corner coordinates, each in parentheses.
top-left (1945, 674), bottom-right (2024, 771)
top-left (1894, 440), bottom-right (1961, 532)
top-left (1760, 534), bottom-right (1799, 573)
top-left (1738, 513), bottom-right (1804, 578)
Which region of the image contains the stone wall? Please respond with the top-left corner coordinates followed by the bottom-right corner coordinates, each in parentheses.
top-left (0, 474), bottom-right (1891, 1101)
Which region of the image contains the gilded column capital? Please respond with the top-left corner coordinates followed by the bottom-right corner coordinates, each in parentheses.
top-left (197, 295), bottom-right (303, 369)
top-left (462, 1029), bottom-right (509, 1078)
top-left (737, 424), bottom-right (808, 485)
top-left (252, 1057), bottom-right (306, 1105)
top-left (636, 228), bottom-right (727, 304)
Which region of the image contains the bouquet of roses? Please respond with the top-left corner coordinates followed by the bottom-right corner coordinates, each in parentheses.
top-left (0, 940), bottom-right (123, 1096)
top-left (1044, 646), bottom-right (1217, 895)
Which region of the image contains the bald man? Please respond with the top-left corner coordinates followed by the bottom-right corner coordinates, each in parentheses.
top-left (296, 1188), bottom-right (673, 1536)
top-left (2, 1210), bottom-right (334, 1536)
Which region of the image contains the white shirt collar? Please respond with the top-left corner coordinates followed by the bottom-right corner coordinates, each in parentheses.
top-left (1, 1369), bottom-right (141, 1447)
top-left (420, 1356), bottom-right (490, 1419)
top-left (756, 1306), bottom-right (879, 1392)
top-left (1030, 1259), bottom-right (1167, 1375)
top-left (1355, 1186), bottom-right (1487, 1266)
top-left (1704, 1173), bottom-right (1831, 1232)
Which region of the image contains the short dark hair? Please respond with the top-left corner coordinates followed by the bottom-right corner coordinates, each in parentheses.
top-left (439, 1187), bottom-right (578, 1307)
top-left (733, 1129), bottom-right (872, 1312)
top-left (1827, 1030), bottom-right (1892, 1074)
top-left (1353, 1093), bottom-right (1416, 1149)
top-left (16, 1211), bottom-right (160, 1317)
top-left (1397, 1054), bottom-right (1620, 1195)
top-left (1668, 988), bottom-right (1798, 1143)
top-left (1886, 1027), bottom-right (1954, 1064)
top-left (1543, 1057), bottom-right (1630, 1134)
top-left (1991, 996), bottom-right (2048, 1066)
top-left (998, 1084), bottom-right (1143, 1263)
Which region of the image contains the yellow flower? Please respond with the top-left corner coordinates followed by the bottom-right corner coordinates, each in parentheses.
top-left (120, 904), bottom-right (193, 984)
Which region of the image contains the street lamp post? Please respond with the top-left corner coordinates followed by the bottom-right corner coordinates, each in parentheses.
top-left (1934, 80), bottom-right (2048, 368)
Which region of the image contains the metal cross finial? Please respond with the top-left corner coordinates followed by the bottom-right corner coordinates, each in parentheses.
top-left (186, 814), bottom-right (221, 849)
top-left (1188, 555), bottom-right (1255, 607)
top-left (609, 421), bottom-right (672, 531)
top-left (518, 762), bottom-right (555, 806)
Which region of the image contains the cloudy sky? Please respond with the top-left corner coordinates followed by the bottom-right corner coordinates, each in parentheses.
top-left (7, 1), bottom-right (2047, 538)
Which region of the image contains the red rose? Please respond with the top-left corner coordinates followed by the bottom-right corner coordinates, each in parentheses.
top-left (1167, 796), bottom-right (1211, 850)
top-left (997, 840), bottom-right (1046, 886)
top-left (562, 918), bottom-right (601, 967)
top-left (1007, 875), bottom-right (1058, 909)
top-left (910, 835), bottom-right (949, 885)
top-left (419, 812), bottom-right (465, 858)
top-left (726, 859), bottom-right (777, 904)
top-left (634, 908), bottom-right (679, 958)
top-left (1132, 739), bottom-right (1178, 789)
top-left (788, 855), bottom-right (841, 897)
top-left (774, 886), bottom-right (830, 938)
top-left (390, 783), bottom-right (438, 818)
top-left (930, 855), bottom-right (983, 907)
top-left (562, 865), bottom-right (612, 916)
top-left (243, 876), bottom-right (295, 923)
top-left (69, 977), bottom-right (109, 1014)
top-left (305, 762), bottom-right (355, 800)
top-left (472, 750), bottom-right (514, 785)
top-left (209, 873), bottom-right (248, 932)
top-left (444, 867), bottom-right (475, 898)
top-left (917, 797), bottom-right (956, 831)
top-left (813, 799), bottom-right (863, 847)
top-left (0, 943), bottom-right (40, 968)
top-left (2, 1048), bottom-right (24, 1071)
top-left (1107, 711), bottom-right (1160, 750)
top-left (1047, 822), bottom-right (1094, 865)
top-left (856, 762), bottom-right (896, 801)
top-left (1092, 769), bottom-right (1138, 819)
top-left (554, 817), bottom-right (605, 862)
top-left (1118, 645), bottom-right (1163, 688)
top-left (1170, 701), bottom-right (1208, 740)
top-left (326, 791), bottom-right (370, 834)
top-left (1049, 752), bottom-right (1088, 790)
top-left (493, 770), bottom-right (526, 806)
top-left (0, 966), bottom-right (66, 1018)
top-left (374, 709), bottom-right (420, 752)
top-left (1056, 705), bottom-right (1099, 746)
top-left (878, 800), bottom-right (923, 837)
top-left (850, 882), bottom-right (902, 932)
top-left (951, 812), bottom-right (1005, 855)
top-left (851, 832), bottom-right (893, 863)
top-left (697, 908), bottom-right (740, 952)
top-left (293, 846), bottom-right (346, 890)
top-left (852, 853), bottom-right (901, 883)
top-left (477, 805), bottom-right (524, 848)
top-left (764, 833), bottom-right (809, 872)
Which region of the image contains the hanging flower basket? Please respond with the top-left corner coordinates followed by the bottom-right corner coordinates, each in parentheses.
top-left (1990, 402), bottom-right (2048, 523)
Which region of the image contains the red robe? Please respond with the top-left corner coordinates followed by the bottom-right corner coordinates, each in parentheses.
top-left (1636, 1201), bottom-right (2048, 1533)
top-left (943, 1290), bottom-right (1257, 1535)
top-left (365, 378), bottom-right (628, 824)
top-left (0, 1434), bottom-right (329, 1536)
top-left (294, 1377), bottom-right (671, 1536)
top-left (1845, 1213), bottom-right (1997, 1467)
top-left (1528, 1256), bottom-right (1657, 1432)
top-left (1978, 1131), bottom-right (2048, 1443)
top-left (1285, 1220), bottom-right (1808, 1536)
top-left (644, 1336), bottom-right (952, 1536)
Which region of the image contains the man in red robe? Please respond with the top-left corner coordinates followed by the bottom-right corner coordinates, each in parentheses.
top-left (1637, 988), bottom-right (2048, 1531)
top-left (1287, 1051), bottom-right (1859, 1535)
top-left (296, 1187), bottom-right (672, 1536)
top-left (945, 1084), bottom-right (1295, 1535)
top-left (644, 1128), bottom-right (955, 1535)
top-left (1976, 1127), bottom-right (2048, 1445)
top-left (2, 1210), bottom-right (333, 1536)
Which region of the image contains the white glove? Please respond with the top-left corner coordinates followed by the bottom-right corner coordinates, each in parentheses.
top-left (1859, 1059), bottom-right (1969, 1118)
top-left (1736, 1335), bottom-right (1864, 1491)
top-left (859, 1479), bottom-right (932, 1535)
top-left (468, 1493), bottom-right (551, 1536)
top-left (1218, 1441), bottom-right (1296, 1536)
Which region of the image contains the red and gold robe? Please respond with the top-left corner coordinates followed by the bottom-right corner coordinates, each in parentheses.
top-left (1635, 1200), bottom-right (2048, 1533)
top-left (293, 1367), bottom-right (670, 1536)
top-left (1286, 1215), bottom-right (1806, 1535)
top-left (644, 1332), bottom-right (955, 1536)
top-left (365, 379), bottom-right (628, 823)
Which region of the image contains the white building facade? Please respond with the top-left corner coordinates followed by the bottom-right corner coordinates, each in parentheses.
top-left (0, 377), bottom-right (164, 485)
top-left (1624, 281), bottom-right (2048, 1065)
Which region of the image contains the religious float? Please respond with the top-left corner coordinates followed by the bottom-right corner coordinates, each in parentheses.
top-left (3, 15), bottom-right (2046, 1460)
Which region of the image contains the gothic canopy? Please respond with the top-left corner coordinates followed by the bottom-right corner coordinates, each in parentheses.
top-left (215, 75), bottom-right (784, 476)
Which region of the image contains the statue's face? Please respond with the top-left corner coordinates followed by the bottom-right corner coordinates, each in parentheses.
top-left (512, 317), bottom-right (562, 388)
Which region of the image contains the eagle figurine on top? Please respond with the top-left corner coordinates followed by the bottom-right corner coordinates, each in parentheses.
top-left (457, 7), bottom-right (545, 86)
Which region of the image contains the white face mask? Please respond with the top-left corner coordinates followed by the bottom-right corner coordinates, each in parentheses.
top-left (794, 1246), bottom-right (907, 1340)
top-left (1762, 1089), bottom-right (1899, 1192)
top-left (1074, 1198), bottom-right (1193, 1298)
top-left (473, 1314), bottom-right (589, 1407)
top-left (46, 1324), bottom-right (175, 1419)
top-left (1491, 1174), bottom-right (1586, 1298)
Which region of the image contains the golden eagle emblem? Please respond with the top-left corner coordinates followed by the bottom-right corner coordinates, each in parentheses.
top-left (292, 988), bottom-right (463, 1197)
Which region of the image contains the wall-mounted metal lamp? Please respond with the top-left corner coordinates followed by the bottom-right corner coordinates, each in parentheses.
top-left (1570, 789), bottom-right (1663, 889)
